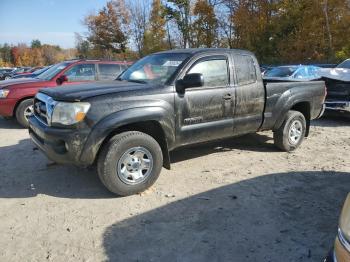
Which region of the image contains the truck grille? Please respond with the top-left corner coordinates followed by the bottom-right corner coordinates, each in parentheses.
top-left (33, 93), bottom-right (56, 125)
top-left (34, 98), bottom-right (48, 124)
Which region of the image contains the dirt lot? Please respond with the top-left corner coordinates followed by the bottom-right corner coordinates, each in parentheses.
top-left (0, 112), bottom-right (349, 262)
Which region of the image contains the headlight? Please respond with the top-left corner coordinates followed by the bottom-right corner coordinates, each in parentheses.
top-left (0, 89), bottom-right (9, 98)
top-left (51, 102), bottom-right (90, 125)
top-left (339, 194), bottom-right (350, 242)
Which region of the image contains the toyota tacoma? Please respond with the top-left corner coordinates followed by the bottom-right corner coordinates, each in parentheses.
top-left (28, 48), bottom-right (326, 196)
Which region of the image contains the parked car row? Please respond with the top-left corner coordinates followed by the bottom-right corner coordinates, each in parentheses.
top-left (0, 59), bottom-right (131, 126)
top-left (0, 67), bottom-right (33, 80)
top-left (11, 66), bottom-right (52, 79)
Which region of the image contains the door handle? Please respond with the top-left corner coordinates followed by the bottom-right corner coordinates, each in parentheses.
top-left (223, 94), bottom-right (232, 100)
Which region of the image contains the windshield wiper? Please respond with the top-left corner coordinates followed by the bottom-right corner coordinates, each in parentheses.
top-left (125, 79), bottom-right (147, 84)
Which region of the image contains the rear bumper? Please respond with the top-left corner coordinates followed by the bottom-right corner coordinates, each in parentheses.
top-left (0, 98), bottom-right (16, 117)
top-left (28, 115), bottom-right (91, 166)
top-left (325, 101), bottom-right (350, 113)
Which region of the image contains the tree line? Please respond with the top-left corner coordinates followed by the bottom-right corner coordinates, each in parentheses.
top-left (77, 0), bottom-right (350, 64)
top-left (1, 0), bottom-right (349, 67)
top-left (0, 40), bottom-right (76, 67)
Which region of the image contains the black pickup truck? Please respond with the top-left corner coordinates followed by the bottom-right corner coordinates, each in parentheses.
top-left (28, 48), bottom-right (326, 196)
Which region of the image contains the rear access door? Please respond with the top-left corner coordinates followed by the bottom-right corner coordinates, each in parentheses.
top-left (232, 54), bottom-right (265, 135)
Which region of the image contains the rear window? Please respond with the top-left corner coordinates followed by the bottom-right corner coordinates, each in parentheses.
top-left (234, 55), bottom-right (257, 85)
top-left (98, 64), bottom-right (123, 80)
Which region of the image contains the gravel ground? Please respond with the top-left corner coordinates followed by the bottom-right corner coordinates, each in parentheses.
top-left (0, 112), bottom-right (349, 262)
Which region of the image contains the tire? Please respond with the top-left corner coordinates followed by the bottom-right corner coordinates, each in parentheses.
top-left (15, 98), bottom-right (34, 128)
top-left (4, 76), bottom-right (11, 80)
top-left (273, 110), bottom-right (306, 152)
top-left (97, 131), bottom-right (163, 196)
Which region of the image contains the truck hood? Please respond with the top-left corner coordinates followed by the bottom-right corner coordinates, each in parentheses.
top-left (40, 80), bottom-right (157, 102)
top-left (0, 78), bottom-right (45, 89)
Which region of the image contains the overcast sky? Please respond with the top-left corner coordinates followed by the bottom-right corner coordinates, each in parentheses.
top-left (0, 0), bottom-right (111, 48)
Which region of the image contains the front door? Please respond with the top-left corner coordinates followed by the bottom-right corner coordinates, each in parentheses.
top-left (175, 55), bottom-right (234, 146)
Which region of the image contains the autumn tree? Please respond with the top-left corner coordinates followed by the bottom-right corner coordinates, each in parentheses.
top-left (272, 0), bottom-right (350, 63)
top-left (192, 0), bottom-right (217, 47)
top-left (41, 44), bottom-right (62, 65)
top-left (143, 0), bottom-right (168, 54)
top-left (11, 47), bottom-right (21, 66)
top-left (31, 48), bottom-right (44, 66)
top-left (85, 1), bottom-right (129, 57)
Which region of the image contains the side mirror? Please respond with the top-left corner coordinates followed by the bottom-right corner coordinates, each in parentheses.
top-left (57, 75), bottom-right (68, 85)
top-left (176, 73), bottom-right (204, 93)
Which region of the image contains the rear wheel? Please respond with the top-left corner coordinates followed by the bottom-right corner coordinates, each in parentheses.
top-left (15, 98), bottom-right (34, 128)
top-left (274, 110), bottom-right (306, 152)
top-left (97, 131), bottom-right (163, 196)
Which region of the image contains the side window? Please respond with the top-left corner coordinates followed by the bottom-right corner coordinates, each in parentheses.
top-left (188, 59), bottom-right (229, 87)
top-left (98, 64), bottom-right (122, 80)
top-left (235, 55), bottom-right (257, 85)
top-left (64, 64), bottom-right (96, 82)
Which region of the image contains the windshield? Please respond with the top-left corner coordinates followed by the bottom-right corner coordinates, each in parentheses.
top-left (33, 66), bottom-right (49, 75)
top-left (36, 62), bottom-right (71, 80)
top-left (265, 66), bottom-right (298, 77)
top-left (118, 53), bottom-right (190, 84)
top-left (337, 59), bottom-right (350, 69)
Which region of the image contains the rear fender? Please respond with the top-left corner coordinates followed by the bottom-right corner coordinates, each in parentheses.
top-left (272, 93), bottom-right (311, 131)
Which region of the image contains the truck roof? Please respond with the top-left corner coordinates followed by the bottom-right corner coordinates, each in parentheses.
top-left (156, 48), bottom-right (254, 56)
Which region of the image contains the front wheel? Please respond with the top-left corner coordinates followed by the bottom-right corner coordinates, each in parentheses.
top-left (97, 131), bottom-right (163, 196)
top-left (273, 110), bottom-right (306, 152)
top-left (15, 98), bottom-right (34, 128)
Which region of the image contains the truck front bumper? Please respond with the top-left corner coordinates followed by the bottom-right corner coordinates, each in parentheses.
top-left (28, 116), bottom-right (92, 166)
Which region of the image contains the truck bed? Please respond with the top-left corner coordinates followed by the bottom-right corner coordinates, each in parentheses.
top-left (261, 78), bottom-right (326, 130)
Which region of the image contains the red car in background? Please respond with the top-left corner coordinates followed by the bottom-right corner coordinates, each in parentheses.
top-left (0, 59), bottom-right (131, 127)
